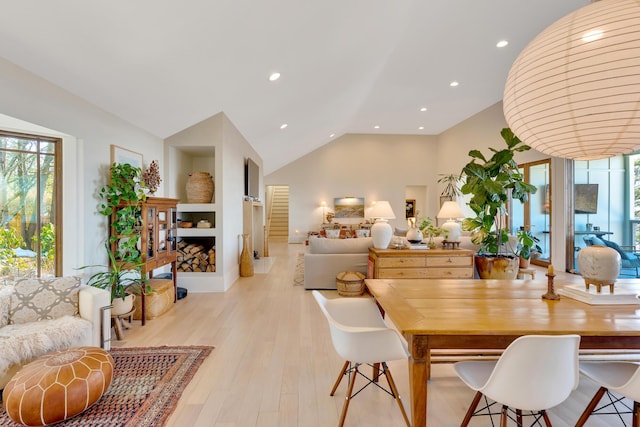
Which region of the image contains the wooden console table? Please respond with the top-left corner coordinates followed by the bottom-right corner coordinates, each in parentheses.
top-left (367, 247), bottom-right (474, 279)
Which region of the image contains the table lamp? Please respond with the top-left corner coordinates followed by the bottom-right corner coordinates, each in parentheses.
top-left (369, 201), bottom-right (396, 249)
top-left (437, 201), bottom-right (464, 242)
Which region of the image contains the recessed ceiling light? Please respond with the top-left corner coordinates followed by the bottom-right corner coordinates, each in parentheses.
top-left (418, 126), bottom-right (425, 130)
top-left (450, 81), bottom-right (459, 87)
top-left (280, 123), bottom-right (288, 129)
top-left (374, 125), bottom-right (380, 129)
top-left (269, 72), bottom-right (281, 82)
top-left (420, 107), bottom-right (427, 112)
top-left (329, 133), bottom-right (335, 138)
top-left (496, 40), bottom-right (509, 48)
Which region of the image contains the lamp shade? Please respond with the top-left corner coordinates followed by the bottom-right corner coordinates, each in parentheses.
top-left (369, 201), bottom-right (396, 220)
top-left (504, 0), bottom-right (640, 160)
top-left (437, 201), bottom-right (464, 220)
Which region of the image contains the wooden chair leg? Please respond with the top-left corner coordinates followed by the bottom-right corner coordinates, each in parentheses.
top-left (338, 364), bottom-right (358, 427)
top-left (461, 391), bottom-right (483, 427)
top-left (575, 386), bottom-right (607, 427)
top-left (634, 400), bottom-right (640, 427)
top-left (331, 361), bottom-right (350, 396)
top-left (382, 362), bottom-right (410, 427)
top-left (516, 409), bottom-right (523, 426)
top-left (500, 405), bottom-right (508, 427)
top-left (541, 409), bottom-right (551, 426)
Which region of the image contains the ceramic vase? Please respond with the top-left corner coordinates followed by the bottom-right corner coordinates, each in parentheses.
top-left (186, 172), bottom-right (214, 203)
top-left (240, 234), bottom-right (254, 277)
top-left (406, 227), bottom-right (424, 244)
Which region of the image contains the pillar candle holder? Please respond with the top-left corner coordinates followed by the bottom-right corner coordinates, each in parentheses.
top-left (542, 273), bottom-right (560, 300)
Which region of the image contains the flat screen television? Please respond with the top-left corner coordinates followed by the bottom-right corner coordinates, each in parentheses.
top-left (575, 183), bottom-right (598, 214)
top-left (245, 158), bottom-right (260, 200)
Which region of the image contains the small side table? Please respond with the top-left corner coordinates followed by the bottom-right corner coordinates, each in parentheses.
top-left (111, 307), bottom-right (135, 340)
top-left (518, 268), bottom-right (536, 280)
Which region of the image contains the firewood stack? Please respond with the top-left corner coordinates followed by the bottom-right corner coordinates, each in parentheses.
top-left (177, 240), bottom-right (216, 272)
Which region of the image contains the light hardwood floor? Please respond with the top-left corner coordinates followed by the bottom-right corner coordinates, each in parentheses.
top-left (118, 242), bottom-right (631, 427)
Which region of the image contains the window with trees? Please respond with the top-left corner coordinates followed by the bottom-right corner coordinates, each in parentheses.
top-left (0, 131), bottom-right (61, 278)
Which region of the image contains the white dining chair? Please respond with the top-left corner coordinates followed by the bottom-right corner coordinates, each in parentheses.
top-left (575, 361), bottom-right (640, 426)
top-left (311, 290), bottom-right (410, 427)
top-left (454, 334), bottom-right (581, 427)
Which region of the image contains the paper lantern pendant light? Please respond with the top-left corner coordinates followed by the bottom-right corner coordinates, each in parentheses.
top-left (503, 0), bottom-right (640, 160)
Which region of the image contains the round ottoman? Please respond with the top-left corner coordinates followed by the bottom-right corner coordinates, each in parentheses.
top-left (2, 347), bottom-right (114, 426)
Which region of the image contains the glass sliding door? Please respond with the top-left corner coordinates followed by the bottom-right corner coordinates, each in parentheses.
top-left (512, 160), bottom-right (551, 265)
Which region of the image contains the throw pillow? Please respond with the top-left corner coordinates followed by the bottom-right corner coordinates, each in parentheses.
top-left (0, 286), bottom-right (12, 327)
top-left (9, 276), bottom-right (81, 325)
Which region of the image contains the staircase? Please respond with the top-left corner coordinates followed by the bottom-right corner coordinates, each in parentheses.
top-left (267, 185), bottom-right (289, 242)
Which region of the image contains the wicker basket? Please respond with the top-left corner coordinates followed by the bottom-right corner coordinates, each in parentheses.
top-left (336, 271), bottom-right (366, 297)
top-left (185, 172), bottom-right (214, 203)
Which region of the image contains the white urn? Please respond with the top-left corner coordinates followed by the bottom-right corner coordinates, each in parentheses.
top-left (577, 245), bottom-right (621, 287)
top-left (406, 227), bottom-right (424, 244)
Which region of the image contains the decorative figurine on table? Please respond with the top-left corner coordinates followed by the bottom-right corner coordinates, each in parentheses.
top-left (542, 264), bottom-right (560, 300)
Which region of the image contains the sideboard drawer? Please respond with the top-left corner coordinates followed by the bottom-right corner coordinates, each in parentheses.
top-left (426, 256), bottom-right (473, 268)
top-left (425, 267), bottom-right (474, 279)
top-left (377, 268), bottom-right (430, 279)
top-left (378, 257), bottom-right (426, 268)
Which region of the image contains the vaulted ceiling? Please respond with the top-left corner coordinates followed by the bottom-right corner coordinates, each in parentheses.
top-left (0, 1), bottom-right (589, 174)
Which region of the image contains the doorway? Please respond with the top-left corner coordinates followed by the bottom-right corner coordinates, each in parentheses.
top-left (513, 160), bottom-right (551, 266)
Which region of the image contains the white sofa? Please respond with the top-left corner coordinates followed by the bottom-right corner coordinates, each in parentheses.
top-left (304, 237), bottom-right (372, 290)
top-left (0, 277), bottom-right (111, 389)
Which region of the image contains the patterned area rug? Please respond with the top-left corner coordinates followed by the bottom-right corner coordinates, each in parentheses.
top-left (293, 252), bottom-right (304, 286)
top-left (0, 346), bottom-right (213, 427)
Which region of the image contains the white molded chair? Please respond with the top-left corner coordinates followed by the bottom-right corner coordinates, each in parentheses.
top-left (576, 361), bottom-right (640, 426)
top-left (454, 334), bottom-right (581, 427)
top-left (311, 290), bottom-right (410, 427)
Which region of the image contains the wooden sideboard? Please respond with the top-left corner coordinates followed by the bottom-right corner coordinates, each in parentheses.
top-left (367, 247), bottom-right (475, 279)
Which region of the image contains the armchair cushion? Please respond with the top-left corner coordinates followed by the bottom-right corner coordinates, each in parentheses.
top-left (9, 276), bottom-right (81, 324)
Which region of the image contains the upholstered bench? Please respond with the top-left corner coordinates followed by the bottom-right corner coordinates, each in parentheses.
top-left (133, 279), bottom-right (174, 321)
top-left (3, 346), bottom-right (114, 426)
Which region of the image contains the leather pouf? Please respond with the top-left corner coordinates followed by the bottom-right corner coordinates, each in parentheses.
top-left (2, 347), bottom-right (114, 426)
top-left (133, 278), bottom-right (175, 320)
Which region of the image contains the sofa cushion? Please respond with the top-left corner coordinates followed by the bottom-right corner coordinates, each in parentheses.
top-left (0, 286), bottom-right (12, 327)
top-left (9, 276), bottom-right (81, 325)
top-left (309, 236), bottom-right (372, 254)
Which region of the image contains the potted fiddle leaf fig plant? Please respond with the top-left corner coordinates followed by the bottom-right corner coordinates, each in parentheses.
top-left (516, 228), bottom-right (542, 268)
top-left (460, 127), bottom-right (537, 279)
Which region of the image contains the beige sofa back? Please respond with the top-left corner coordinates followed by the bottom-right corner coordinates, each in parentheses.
top-left (309, 237), bottom-right (372, 254)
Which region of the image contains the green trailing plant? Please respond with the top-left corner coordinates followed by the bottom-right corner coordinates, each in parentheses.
top-left (78, 243), bottom-right (149, 302)
top-left (516, 228), bottom-right (542, 261)
top-left (460, 128), bottom-right (537, 256)
top-left (98, 163), bottom-right (147, 264)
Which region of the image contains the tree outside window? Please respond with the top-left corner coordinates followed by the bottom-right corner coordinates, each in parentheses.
top-left (0, 131), bottom-right (60, 278)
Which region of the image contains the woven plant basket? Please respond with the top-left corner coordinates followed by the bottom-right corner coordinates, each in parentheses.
top-left (186, 172), bottom-right (214, 203)
top-left (336, 271), bottom-right (366, 297)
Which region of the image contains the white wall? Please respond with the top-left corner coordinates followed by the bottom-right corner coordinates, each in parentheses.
top-left (0, 58), bottom-right (165, 274)
top-left (266, 101), bottom-right (570, 268)
top-left (266, 133), bottom-right (440, 237)
top-left (164, 112), bottom-right (262, 291)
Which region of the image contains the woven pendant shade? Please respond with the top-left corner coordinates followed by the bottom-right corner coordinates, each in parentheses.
top-left (503, 0), bottom-right (640, 160)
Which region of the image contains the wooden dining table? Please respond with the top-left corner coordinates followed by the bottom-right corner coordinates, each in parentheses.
top-left (365, 278), bottom-right (640, 427)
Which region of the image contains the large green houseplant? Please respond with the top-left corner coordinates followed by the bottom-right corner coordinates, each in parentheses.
top-left (460, 128), bottom-right (537, 278)
top-left (83, 163), bottom-right (149, 312)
